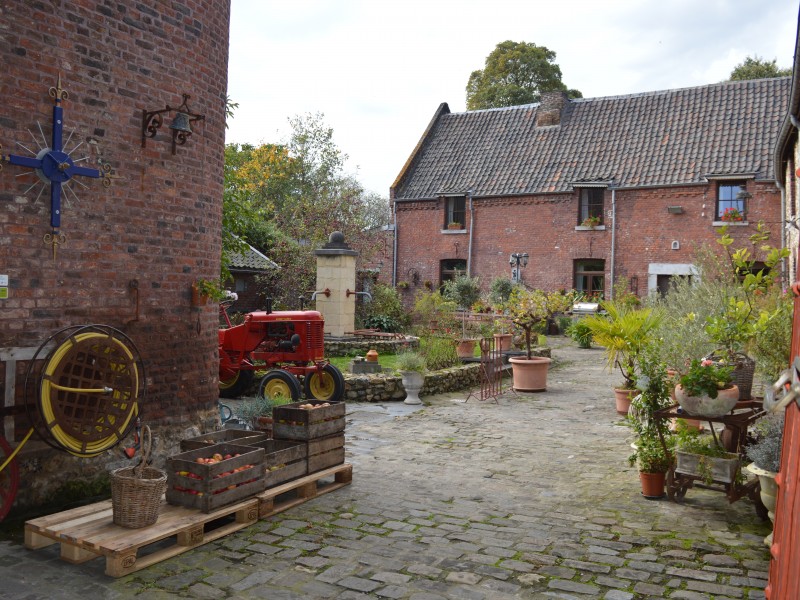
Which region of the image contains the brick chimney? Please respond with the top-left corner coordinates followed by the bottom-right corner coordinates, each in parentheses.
top-left (536, 91), bottom-right (569, 127)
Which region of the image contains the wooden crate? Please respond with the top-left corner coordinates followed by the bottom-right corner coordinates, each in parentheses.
top-left (675, 450), bottom-right (740, 484)
top-left (25, 497), bottom-right (259, 578)
top-left (249, 439), bottom-right (308, 487)
top-left (180, 429), bottom-right (269, 451)
top-left (273, 400), bottom-right (345, 440)
top-left (308, 434), bottom-right (345, 474)
top-left (166, 443), bottom-right (265, 513)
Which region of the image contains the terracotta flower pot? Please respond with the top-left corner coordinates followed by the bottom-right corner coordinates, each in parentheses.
top-left (493, 333), bottom-right (513, 351)
top-left (674, 384), bottom-right (739, 417)
top-left (614, 388), bottom-right (635, 415)
top-left (509, 356), bottom-right (551, 392)
top-left (456, 339), bottom-right (477, 359)
top-left (639, 471), bottom-right (666, 499)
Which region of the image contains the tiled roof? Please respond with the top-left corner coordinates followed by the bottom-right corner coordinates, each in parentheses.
top-left (394, 78), bottom-right (790, 199)
top-left (228, 244), bottom-right (278, 271)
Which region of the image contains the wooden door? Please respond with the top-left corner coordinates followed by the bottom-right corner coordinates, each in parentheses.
top-left (764, 282), bottom-right (800, 597)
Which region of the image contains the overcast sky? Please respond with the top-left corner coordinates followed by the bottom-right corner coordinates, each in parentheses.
top-left (226, 0), bottom-right (799, 197)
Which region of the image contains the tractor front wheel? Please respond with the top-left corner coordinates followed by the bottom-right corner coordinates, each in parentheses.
top-left (219, 370), bottom-right (254, 399)
top-left (304, 364), bottom-right (345, 402)
top-left (258, 370), bottom-right (302, 403)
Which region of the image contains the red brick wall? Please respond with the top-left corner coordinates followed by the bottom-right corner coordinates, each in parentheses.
top-left (394, 181), bottom-right (782, 298)
top-left (0, 1), bottom-right (230, 506)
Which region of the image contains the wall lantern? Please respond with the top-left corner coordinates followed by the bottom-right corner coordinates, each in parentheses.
top-left (142, 94), bottom-right (205, 154)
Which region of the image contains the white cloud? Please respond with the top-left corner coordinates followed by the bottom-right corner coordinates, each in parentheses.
top-left (226, 0), bottom-right (798, 196)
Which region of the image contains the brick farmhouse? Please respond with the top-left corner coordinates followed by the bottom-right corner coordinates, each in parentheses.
top-left (390, 81), bottom-right (790, 299)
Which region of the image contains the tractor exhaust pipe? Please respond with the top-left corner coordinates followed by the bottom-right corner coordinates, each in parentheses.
top-left (264, 298), bottom-right (273, 314)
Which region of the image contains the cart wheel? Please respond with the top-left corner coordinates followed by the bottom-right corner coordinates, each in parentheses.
top-left (258, 370), bottom-right (301, 403)
top-left (219, 370), bottom-right (254, 399)
top-left (304, 364), bottom-right (345, 402)
top-left (0, 436), bottom-right (20, 522)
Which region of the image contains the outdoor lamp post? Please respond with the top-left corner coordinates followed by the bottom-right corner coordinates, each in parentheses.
top-left (509, 252), bottom-right (528, 283)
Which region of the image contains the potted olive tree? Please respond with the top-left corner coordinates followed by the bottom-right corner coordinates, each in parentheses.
top-left (583, 301), bottom-right (663, 414)
top-left (505, 288), bottom-right (571, 391)
top-left (443, 275), bottom-right (482, 358)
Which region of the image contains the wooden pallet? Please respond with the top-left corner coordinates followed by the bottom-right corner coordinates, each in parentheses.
top-left (24, 463), bottom-right (353, 577)
top-left (257, 462), bottom-right (352, 518)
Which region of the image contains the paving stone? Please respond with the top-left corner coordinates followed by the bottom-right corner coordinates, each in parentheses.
top-left (548, 579), bottom-right (602, 595)
top-left (444, 571), bottom-right (482, 585)
top-left (371, 571), bottom-right (412, 585)
top-left (338, 576), bottom-right (382, 593)
top-left (603, 591), bottom-right (635, 600)
top-left (686, 580), bottom-right (744, 597)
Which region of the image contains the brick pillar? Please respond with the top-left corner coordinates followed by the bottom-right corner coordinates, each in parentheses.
top-left (314, 232), bottom-right (358, 337)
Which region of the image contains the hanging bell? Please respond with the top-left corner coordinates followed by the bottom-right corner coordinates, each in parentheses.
top-left (169, 111), bottom-right (192, 133)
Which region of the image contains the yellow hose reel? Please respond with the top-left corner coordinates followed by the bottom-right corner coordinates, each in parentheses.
top-left (25, 325), bottom-right (145, 458)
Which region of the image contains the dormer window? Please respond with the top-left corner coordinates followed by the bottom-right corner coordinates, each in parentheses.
top-left (717, 181), bottom-right (748, 221)
top-left (578, 188), bottom-right (604, 226)
top-left (444, 196), bottom-right (466, 229)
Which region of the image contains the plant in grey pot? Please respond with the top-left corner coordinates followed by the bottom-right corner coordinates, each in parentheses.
top-left (396, 351), bottom-right (427, 405)
top-left (745, 413), bottom-right (784, 546)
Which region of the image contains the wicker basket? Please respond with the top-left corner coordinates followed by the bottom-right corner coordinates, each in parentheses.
top-left (111, 425), bottom-right (167, 528)
top-left (706, 352), bottom-right (755, 401)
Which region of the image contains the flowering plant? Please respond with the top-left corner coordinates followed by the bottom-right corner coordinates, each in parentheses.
top-left (581, 215), bottom-right (601, 228)
top-left (721, 207), bottom-right (743, 222)
top-left (678, 358), bottom-right (733, 398)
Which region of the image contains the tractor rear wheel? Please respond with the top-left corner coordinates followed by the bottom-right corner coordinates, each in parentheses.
top-left (258, 370), bottom-right (302, 403)
top-left (304, 364), bottom-right (345, 402)
top-left (219, 370), bottom-right (254, 399)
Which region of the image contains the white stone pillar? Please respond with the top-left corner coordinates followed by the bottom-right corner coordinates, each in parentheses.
top-left (314, 232), bottom-right (358, 337)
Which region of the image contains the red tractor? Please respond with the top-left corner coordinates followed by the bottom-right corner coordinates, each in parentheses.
top-left (218, 299), bottom-right (345, 403)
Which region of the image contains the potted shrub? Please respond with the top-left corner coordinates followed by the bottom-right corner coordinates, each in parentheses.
top-left (192, 278), bottom-right (227, 307)
top-left (443, 276), bottom-right (482, 358)
top-left (583, 301), bottom-right (663, 414)
top-left (704, 222), bottom-right (789, 400)
top-left (396, 351), bottom-right (427, 405)
top-left (628, 354), bottom-right (675, 498)
top-left (505, 288), bottom-right (571, 391)
top-left (745, 413), bottom-right (784, 546)
top-left (674, 358), bottom-right (738, 417)
top-left (566, 319), bottom-right (593, 349)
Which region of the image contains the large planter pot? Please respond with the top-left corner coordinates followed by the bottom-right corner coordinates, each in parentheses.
top-left (675, 450), bottom-right (740, 484)
top-left (639, 471), bottom-right (666, 499)
top-left (745, 463), bottom-right (777, 547)
top-left (614, 388), bottom-right (635, 416)
top-left (674, 384), bottom-right (739, 417)
top-left (493, 333), bottom-right (513, 352)
top-left (456, 339), bottom-right (477, 359)
top-left (401, 371), bottom-right (424, 405)
top-left (509, 356), bottom-right (551, 392)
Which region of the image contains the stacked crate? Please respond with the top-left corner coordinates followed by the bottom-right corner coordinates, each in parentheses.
top-left (272, 400), bottom-right (346, 474)
top-left (165, 443), bottom-right (266, 512)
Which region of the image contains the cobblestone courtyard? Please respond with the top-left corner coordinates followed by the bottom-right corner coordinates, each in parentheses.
top-left (0, 338), bottom-right (772, 599)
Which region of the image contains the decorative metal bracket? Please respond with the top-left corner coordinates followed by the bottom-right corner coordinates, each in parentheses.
top-left (142, 94), bottom-right (205, 155)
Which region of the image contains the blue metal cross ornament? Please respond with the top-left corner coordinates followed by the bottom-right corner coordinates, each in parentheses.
top-left (1, 75), bottom-right (113, 258)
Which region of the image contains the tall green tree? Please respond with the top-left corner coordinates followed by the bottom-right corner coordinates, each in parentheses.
top-left (729, 56), bottom-right (791, 81)
top-left (223, 113), bottom-right (390, 309)
top-left (466, 41), bottom-right (582, 110)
